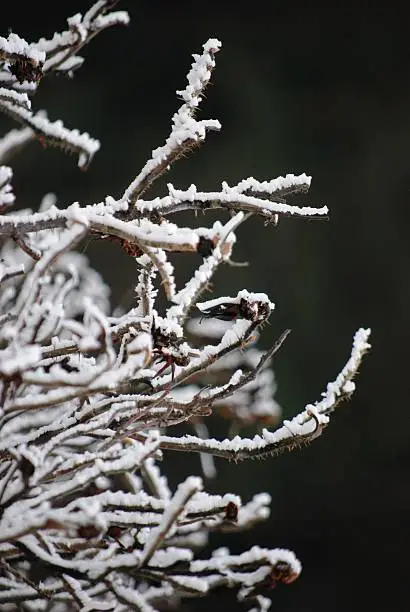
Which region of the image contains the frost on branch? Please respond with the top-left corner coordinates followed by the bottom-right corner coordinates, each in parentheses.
top-left (0, 1), bottom-right (129, 168)
top-left (122, 39), bottom-right (222, 206)
top-left (0, 4), bottom-right (370, 611)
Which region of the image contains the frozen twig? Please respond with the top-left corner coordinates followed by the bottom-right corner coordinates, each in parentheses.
top-left (0, 102), bottom-right (100, 169)
top-left (0, 2), bottom-right (128, 168)
top-left (0, 6), bottom-right (370, 611)
top-left (0, 126), bottom-right (34, 165)
top-left (140, 476), bottom-right (202, 567)
top-left (138, 182), bottom-right (328, 221)
top-left (157, 329), bottom-right (371, 461)
top-left (38, 1), bottom-right (130, 74)
top-left (123, 39), bottom-right (222, 206)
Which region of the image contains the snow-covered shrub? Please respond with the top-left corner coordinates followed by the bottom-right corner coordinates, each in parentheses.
top-left (0, 2), bottom-right (370, 610)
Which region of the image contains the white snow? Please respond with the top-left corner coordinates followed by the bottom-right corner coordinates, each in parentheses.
top-left (123, 39), bottom-right (222, 202)
top-left (0, 33), bottom-right (45, 64)
top-left (164, 185), bottom-right (328, 218)
top-left (176, 38), bottom-right (221, 108)
top-left (0, 343), bottom-right (40, 376)
top-left (197, 289), bottom-right (275, 313)
top-left (0, 102), bottom-right (100, 168)
top-left (140, 476), bottom-right (202, 566)
top-left (0, 165), bottom-right (15, 207)
top-left (234, 173), bottom-right (311, 195)
top-left (0, 126), bottom-right (34, 164)
top-left (0, 15), bottom-right (371, 609)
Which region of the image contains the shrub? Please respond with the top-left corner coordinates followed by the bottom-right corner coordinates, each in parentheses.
top-left (0, 2), bottom-right (370, 610)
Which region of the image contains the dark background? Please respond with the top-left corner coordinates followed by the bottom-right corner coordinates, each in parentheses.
top-left (1, 1), bottom-right (409, 610)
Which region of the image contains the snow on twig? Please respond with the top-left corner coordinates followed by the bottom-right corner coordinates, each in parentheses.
top-left (132, 181), bottom-right (328, 220)
top-left (0, 6), bottom-right (370, 610)
top-left (0, 165), bottom-right (14, 210)
top-left (233, 172), bottom-right (312, 198)
top-left (0, 102), bottom-right (100, 169)
top-left (123, 39), bottom-right (222, 205)
top-left (37, 1), bottom-right (130, 74)
top-left (158, 329), bottom-right (371, 460)
top-left (0, 33), bottom-right (45, 66)
top-left (0, 2), bottom-right (128, 168)
top-left (140, 476), bottom-right (202, 566)
top-left (0, 125), bottom-right (34, 165)
top-left (168, 212), bottom-right (245, 323)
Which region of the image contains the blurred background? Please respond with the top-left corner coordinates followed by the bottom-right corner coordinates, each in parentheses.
top-left (1, 1), bottom-right (408, 610)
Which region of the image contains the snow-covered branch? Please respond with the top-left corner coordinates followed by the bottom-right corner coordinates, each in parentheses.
top-left (0, 1), bottom-right (129, 168)
top-left (123, 39), bottom-right (222, 206)
top-left (139, 180), bottom-right (328, 221)
top-left (0, 125), bottom-right (34, 165)
top-left (0, 4), bottom-right (370, 610)
top-left (157, 328), bottom-right (371, 461)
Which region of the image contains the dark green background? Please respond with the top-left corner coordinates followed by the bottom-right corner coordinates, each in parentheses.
top-left (1, 2), bottom-right (408, 610)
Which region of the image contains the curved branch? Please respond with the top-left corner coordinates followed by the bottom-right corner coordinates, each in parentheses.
top-left (157, 328), bottom-right (371, 461)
